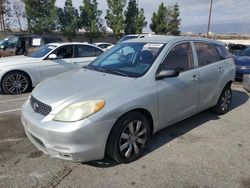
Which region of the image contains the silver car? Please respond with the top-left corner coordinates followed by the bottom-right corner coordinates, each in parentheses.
top-left (21, 36), bottom-right (235, 163)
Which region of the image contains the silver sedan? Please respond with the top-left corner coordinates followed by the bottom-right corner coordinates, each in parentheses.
top-left (21, 36), bottom-right (235, 163)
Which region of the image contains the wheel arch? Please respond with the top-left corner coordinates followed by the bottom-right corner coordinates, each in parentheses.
top-left (105, 108), bottom-right (155, 150)
top-left (1, 70), bottom-right (33, 92)
top-left (1, 70), bottom-right (33, 85)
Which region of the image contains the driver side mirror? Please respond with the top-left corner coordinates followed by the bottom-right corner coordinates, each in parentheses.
top-left (48, 54), bottom-right (57, 59)
top-left (156, 69), bottom-right (180, 80)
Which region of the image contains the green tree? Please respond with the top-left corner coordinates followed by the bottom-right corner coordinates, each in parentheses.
top-left (150, 2), bottom-right (181, 35)
top-left (57, 0), bottom-right (79, 41)
top-left (124, 0), bottom-right (147, 34)
top-left (105, 0), bottom-right (126, 38)
top-left (150, 3), bottom-right (170, 34)
top-left (79, 0), bottom-right (103, 43)
top-left (25, 0), bottom-right (56, 33)
top-left (168, 3), bottom-right (181, 35)
top-left (135, 8), bottom-right (147, 33)
top-left (124, 0), bottom-right (137, 34)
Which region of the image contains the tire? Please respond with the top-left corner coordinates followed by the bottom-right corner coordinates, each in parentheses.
top-left (106, 111), bottom-right (151, 163)
top-left (211, 85), bottom-right (232, 115)
top-left (1, 71), bottom-right (31, 95)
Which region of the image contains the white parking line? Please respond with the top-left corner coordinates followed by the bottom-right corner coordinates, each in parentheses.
top-left (0, 98), bottom-right (27, 103)
top-left (0, 108), bottom-right (21, 114)
top-left (0, 138), bottom-right (27, 143)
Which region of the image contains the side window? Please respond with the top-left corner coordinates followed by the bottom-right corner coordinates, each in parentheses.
top-left (77, 45), bottom-right (102, 57)
top-left (54, 45), bottom-right (73, 59)
top-left (93, 47), bottom-right (103, 56)
top-left (161, 42), bottom-right (193, 72)
top-left (194, 42), bottom-right (220, 67)
top-left (214, 44), bottom-right (231, 60)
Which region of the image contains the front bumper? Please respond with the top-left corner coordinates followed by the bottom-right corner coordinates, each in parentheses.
top-left (21, 100), bottom-right (115, 162)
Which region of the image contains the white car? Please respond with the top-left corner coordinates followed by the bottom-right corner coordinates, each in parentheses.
top-left (0, 42), bottom-right (104, 94)
top-left (93, 42), bottom-right (114, 51)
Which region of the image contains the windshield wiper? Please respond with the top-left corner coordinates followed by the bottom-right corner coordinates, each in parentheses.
top-left (101, 68), bottom-right (128, 77)
top-left (84, 65), bottom-right (128, 77)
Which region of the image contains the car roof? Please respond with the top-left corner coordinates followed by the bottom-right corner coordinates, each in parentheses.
top-left (123, 35), bottom-right (225, 46)
top-left (47, 42), bottom-right (104, 51)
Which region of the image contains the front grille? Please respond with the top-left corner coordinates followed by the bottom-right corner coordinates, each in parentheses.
top-left (30, 133), bottom-right (45, 148)
top-left (30, 96), bottom-right (52, 116)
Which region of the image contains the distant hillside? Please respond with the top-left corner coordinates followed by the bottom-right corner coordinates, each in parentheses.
top-left (181, 22), bottom-right (250, 35)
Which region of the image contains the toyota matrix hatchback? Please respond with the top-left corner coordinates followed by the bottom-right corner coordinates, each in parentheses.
top-left (21, 36), bottom-right (235, 163)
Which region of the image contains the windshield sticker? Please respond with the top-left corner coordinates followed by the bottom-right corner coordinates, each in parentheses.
top-left (144, 43), bottom-right (164, 48)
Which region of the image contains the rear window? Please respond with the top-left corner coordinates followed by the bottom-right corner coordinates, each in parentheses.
top-left (214, 44), bottom-right (231, 60)
top-left (194, 42), bottom-right (220, 67)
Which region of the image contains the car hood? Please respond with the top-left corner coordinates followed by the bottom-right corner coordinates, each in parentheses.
top-left (234, 56), bottom-right (250, 66)
top-left (0, 55), bottom-right (41, 66)
top-left (32, 69), bottom-right (136, 109)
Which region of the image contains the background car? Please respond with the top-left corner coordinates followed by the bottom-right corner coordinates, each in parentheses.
top-left (233, 47), bottom-right (250, 80)
top-left (21, 36), bottom-right (235, 163)
top-left (0, 34), bottom-right (63, 57)
top-left (118, 34), bottom-right (152, 43)
top-left (0, 42), bottom-right (104, 94)
top-left (93, 42), bottom-right (114, 51)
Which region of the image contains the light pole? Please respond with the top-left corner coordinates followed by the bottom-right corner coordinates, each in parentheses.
top-left (207, 0), bottom-right (213, 38)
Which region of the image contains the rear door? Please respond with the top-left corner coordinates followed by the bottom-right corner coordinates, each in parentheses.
top-left (156, 42), bottom-right (200, 128)
top-left (75, 45), bottom-right (103, 67)
top-left (193, 42), bottom-right (225, 109)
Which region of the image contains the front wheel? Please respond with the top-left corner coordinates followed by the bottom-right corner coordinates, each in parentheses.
top-left (1, 71), bottom-right (31, 95)
top-left (106, 111), bottom-right (151, 163)
top-left (211, 85), bottom-right (232, 115)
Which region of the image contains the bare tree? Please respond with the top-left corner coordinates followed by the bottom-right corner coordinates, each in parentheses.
top-left (12, 0), bottom-right (25, 31)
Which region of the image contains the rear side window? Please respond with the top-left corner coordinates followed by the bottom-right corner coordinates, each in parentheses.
top-left (161, 42), bottom-right (193, 72)
top-left (77, 45), bottom-right (103, 57)
top-left (214, 44), bottom-right (230, 60)
top-left (194, 42), bottom-right (220, 67)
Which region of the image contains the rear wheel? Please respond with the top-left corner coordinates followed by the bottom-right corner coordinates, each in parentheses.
top-left (106, 111), bottom-right (151, 163)
top-left (1, 71), bottom-right (31, 94)
top-left (211, 85), bottom-right (232, 114)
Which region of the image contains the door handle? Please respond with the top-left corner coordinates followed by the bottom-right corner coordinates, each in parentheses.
top-left (191, 75), bottom-right (199, 81)
top-left (218, 67), bottom-right (224, 73)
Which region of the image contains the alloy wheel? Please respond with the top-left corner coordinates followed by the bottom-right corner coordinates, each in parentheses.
top-left (3, 73), bottom-right (29, 94)
top-left (119, 120), bottom-right (148, 158)
top-left (221, 89), bottom-right (232, 112)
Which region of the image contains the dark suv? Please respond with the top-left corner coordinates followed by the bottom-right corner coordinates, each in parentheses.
top-left (0, 34), bottom-right (63, 57)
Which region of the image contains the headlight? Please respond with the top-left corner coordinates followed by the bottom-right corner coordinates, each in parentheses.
top-left (53, 100), bottom-right (105, 122)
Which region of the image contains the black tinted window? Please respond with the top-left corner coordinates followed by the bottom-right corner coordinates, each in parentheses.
top-left (54, 45), bottom-right (73, 59)
top-left (161, 42), bottom-right (193, 71)
top-left (77, 45), bottom-right (103, 57)
top-left (214, 44), bottom-right (230, 60)
top-left (194, 42), bottom-right (220, 67)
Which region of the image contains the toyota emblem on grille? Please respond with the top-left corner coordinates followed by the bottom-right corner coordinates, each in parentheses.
top-left (33, 102), bottom-right (39, 111)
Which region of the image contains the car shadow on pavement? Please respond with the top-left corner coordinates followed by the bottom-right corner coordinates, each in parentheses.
top-left (84, 89), bottom-right (249, 168)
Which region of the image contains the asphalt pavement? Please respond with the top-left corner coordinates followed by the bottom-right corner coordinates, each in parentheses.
top-left (0, 84), bottom-right (250, 188)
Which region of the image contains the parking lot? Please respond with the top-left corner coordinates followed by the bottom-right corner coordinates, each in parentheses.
top-left (0, 84), bottom-right (249, 188)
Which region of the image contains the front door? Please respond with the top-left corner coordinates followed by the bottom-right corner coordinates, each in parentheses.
top-left (156, 42), bottom-right (200, 128)
top-left (40, 45), bottom-right (79, 82)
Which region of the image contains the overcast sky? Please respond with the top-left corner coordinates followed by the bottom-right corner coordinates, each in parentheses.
top-left (56, 0), bottom-right (250, 34)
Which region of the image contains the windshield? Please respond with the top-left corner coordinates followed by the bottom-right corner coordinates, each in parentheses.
top-left (5, 36), bottom-right (18, 48)
top-left (240, 47), bottom-right (250, 56)
top-left (27, 45), bottom-right (56, 58)
top-left (86, 42), bottom-right (165, 78)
